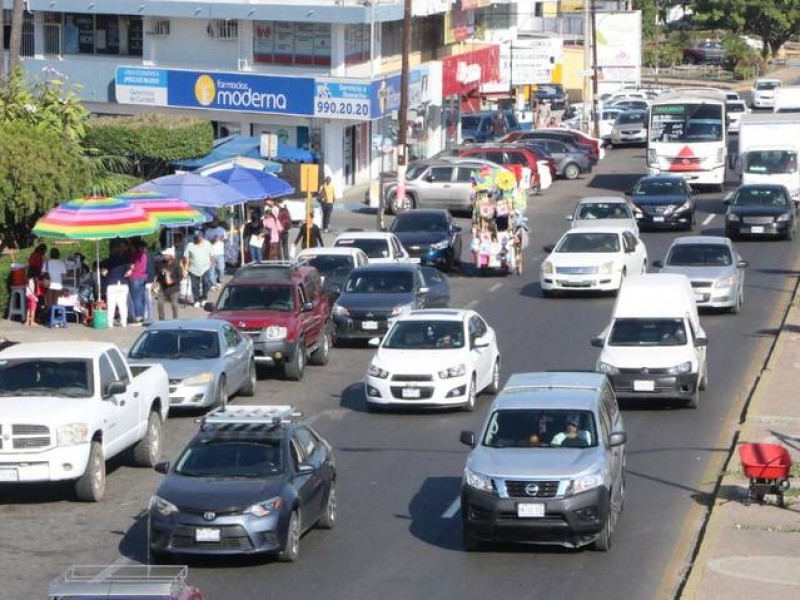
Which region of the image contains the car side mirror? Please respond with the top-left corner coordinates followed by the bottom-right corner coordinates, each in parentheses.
top-left (473, 334), bottom-right (491, 348)
top-left (418, 286), bottom-right (430, 295)
top-left (543, 244), bottom-right (555, 253)
top-left (154, 461), bottom-right (170, 475)
top-left (459, 430), bottom-right (476, 448)
top-left (367, 337), bottom-right (381, 347)
top-left (722, 199), bottom-right (730, 207)
top-left (609, 431), bottom-right (627, 447)
top-left (591, 337), bottom-right (604, 348)
top-left (737, 259), bottom-right (749, 269)
top-left (652, 260), bottom-right (663, 269)
top-left (297, 463), bottom-right (315, 474)
top-left (301, 301), bottom-right (314, 312)
top-left (104, 380), bottom-right (127, 398)
top-left (203, 301), bottom-right (215, 312)
top-left (695, 337), bottom-right (709, 348)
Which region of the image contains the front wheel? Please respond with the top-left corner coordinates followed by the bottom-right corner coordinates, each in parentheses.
top-left (593, 502), bottom-right (614, 551)
top-left (462, 374), bottom-right (477, 412)
top-left (278, 510), bottom-right (301, 562)
top-left (239, 360), bottom-right (257, 396)
top-left (389, 192), bottom-right (413, 215)
top-left (486, 358), bottom-right (501, 394)
top-left (74, 441), bottom-right (105, 502)
top-left (283, 345), bottom-right (306, 381)
top-left (318, 482), bottom-right (337, 529)
top-left (309, 323), bottom-right (332, 366)
top-left (132, 410), bottom-right (162, 467)
top-left (214, 376), bottom-right (228, 410)
top-left (686, 386), bottom-right (700, 409)
top-left (564, 163), bottom-right (580, 180)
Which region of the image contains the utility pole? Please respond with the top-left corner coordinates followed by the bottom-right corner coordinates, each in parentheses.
top-left (396, 0), bottom-right (412, 208)
top-left (590, 0), bottom-right (600, 140)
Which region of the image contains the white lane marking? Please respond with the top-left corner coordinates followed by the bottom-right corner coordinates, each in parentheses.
top-left (464, 300), bottom-right (479, 310)
top-left (702, 214), bottom-right (715, 226)
top-left (488, 283), bottom-right (502, 293)
top-left (442, 496), bottom-right (461, 518)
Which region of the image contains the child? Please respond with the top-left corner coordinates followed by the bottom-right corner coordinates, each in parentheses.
top-left (25, 267), bottom-right (38, 327)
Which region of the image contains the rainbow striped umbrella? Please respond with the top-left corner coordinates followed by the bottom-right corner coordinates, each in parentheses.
top-left (115, 191), bottom-right (207, 227)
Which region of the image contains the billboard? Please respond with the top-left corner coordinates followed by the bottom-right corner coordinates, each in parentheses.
top-left (595, 11), bottom-right (642, 84)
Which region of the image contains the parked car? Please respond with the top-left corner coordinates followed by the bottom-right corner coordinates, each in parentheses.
top-left (725, 91), bottom-right (741, 102)
top-left (460, 110), bottom-right (521, 143)
top-left (518, 138), bottom-right (592, 179)
top-left (296, 246), bottom-right (369, 300)
top-left (128, 319), bottom-right (256, 412)
top-left (149, 405), bottom-right (336, 562)
top-left (610, 110), bottom-right (648, 146)
top-left (453, 144), bottom-right (542, 192)
top-left (504, 129), bottom-right (601, 163)
top-left (333, 231), bottom-right (410, 263)
top-left (653, 236), bottom-right (748, 313)
top-left (540, 227), bottom-right (648, 296)
top-left (751, 79), bottom-right (782, 109)
top-left (534, 83), bottom-right (568, 110)
top-left (365, 309), bottom-right (500, 412)
top-left (458, 371), bottom-right (626, 551)
top-left (332, 263), bottom-right (450, 343)
top-left (726, 100), bottom-right (748, 132)
top-left (724, 183), bottom-right (797, 240)
top-left (207, 261), bottom-right (333, 381)
top-left (605, 99), bottom-right (650, 113)
top-left (568, 196), bottom-right (639, 236)
top-left (388, 209), bottom-right (463, 271)
top-left (0, 341), bottom-right (169, 501)
top-left (506, 142), bottom-right (559, 179)
top-left (684, 41), bottom-right (726, 65)
top-left (630, 174), bottom-right (696, 230)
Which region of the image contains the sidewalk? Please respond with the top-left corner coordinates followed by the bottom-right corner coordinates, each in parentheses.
top-left (680, 283), bottom-right (800, 598)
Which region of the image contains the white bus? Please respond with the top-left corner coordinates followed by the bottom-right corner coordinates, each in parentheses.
top-left (647, 90), bottom-right (727, 190)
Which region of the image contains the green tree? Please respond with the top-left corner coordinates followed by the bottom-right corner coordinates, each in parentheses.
top-left (0, 122), bottom-right (90, 250)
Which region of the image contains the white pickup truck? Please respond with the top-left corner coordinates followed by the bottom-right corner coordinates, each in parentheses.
top-left (0, 342), bottom-right (169, 501)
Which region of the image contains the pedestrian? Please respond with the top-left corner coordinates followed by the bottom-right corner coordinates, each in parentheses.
top-left (317, 176), bottom-right (335, 233)
top-left (491, 110), bottom-right (507, 139)
top-left (204, 216), bottom-right (227, 245)
top-left (209, 233), bottom-right (226, 289)
top-left (103, 241), bottom-right (130, 328)
top-left (126, 239), bottom-right (150, 325)
top-left (43, 247), bottom-right (67, 287)
top-left (263, 204), bottom-right (284, 260)
top-left (294, 213), bottom-right (324, 249)
top-left (186, 230), bottom-right (212, 307)
top-left (277, 199), bottom-right (293, 259)
top-left (244, 211), bottom-right (264, 263)
top-left (24, 267), bottom-right (39, 327)
top-left (155, 247), bottom-right (182, 320)
top-left (27, 243), bottom-right (47, 277)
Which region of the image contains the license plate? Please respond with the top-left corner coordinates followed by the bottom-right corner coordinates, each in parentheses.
top-left (402, 387), bottom-right (421, 398)
top-left (0, 468), bottom-right (19, 482)
top-left (750, 226), bottom-right (765, 233)
top-left (362, 321), bottom-right (378, 330)
top-left (652, 216), bottom-right (665, 223)
top-left (195, 528), bottom-right (220, 542)
top-left (633, 380), bottom-right (655, 392)
top-left (517, 503), bottom-right (545, 518)
top-left (695, 293), bottom-right (709, 302)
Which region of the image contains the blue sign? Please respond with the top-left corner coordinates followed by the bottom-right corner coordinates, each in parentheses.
top-left (314, 80), bottom-right (371, 119)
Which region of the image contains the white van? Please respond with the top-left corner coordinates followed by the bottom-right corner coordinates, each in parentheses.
top-left (591, 274), bottom-right (709, 408)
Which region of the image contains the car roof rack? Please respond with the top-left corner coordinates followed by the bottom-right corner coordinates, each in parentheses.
top-left (49, 565), bottom-right (190, 597)
top-left (202, 405), bottom-right (301, 429)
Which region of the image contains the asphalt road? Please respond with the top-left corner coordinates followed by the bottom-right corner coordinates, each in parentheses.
top-left (2, 146), bottom-right (798, 600)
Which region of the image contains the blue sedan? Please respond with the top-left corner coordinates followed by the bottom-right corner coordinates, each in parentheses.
top-left (128, 319), bottom-right (256, 412)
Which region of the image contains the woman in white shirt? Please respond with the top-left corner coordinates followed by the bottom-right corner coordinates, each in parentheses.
top-left (43, 248), bottom-right (67, 287)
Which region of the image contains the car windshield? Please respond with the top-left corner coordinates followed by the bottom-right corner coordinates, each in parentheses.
top-left (335, 238), bottom-right (391, 259)
top-left (727, 102), bottom-right (746, 113)
top-left (482, 409), bottom-right (598, 448)
top-left (577, 202), bottom-right (632, 220)
top-left (383, 320), bottom-right (464, 349)
top-left (174, 440), bottom-right (283, 478)
top-left (666, 244), bottom-right (733, 267)
top-left (650, 103), bottom-right (723, 142)
top-left (344, 271), bottom-right (414, 294)
top-left (556, 232), bottom-right (620, 253)
top-left (299, 254), bottom-right (354, 278)
top-left (130, 330), bottom-right (220, 360)
top-left (756, 81), bottom-right (780, 90)
top-left (744, 150), bottom-right (797, 175)
top-left (635, 179), bottom-right (686, 196)
top-left (390, 213), bottom-right (448, 233)
top-left (608, 318), bottom-right (688, 346)
top-left (616, 113), bottom-right (646, 125)
top-left (0, 358), bottom-right (93, 398)
top-left (732, 187), bottom-right (789, 207)
top-left (217, 285), bottom-right (294, 311)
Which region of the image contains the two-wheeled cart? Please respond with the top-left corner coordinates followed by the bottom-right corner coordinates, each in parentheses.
top-left (738, 442), bottom-right (792, 507)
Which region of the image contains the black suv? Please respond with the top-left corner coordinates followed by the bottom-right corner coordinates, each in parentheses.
top-left (388, 209), bottom-right (463, 271)
top-left (149, 405), bottom-right (337, 562)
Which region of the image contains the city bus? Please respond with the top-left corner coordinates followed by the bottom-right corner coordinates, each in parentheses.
top-left (647, 89), bottom-right (727, 190)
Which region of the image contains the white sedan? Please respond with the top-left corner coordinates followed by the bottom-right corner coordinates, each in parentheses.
top-left (541, 227), bottom-right (648, 296)
top-left (334, 231), bottom-right (409, 264)
top-left (365, 309), bottom-right (500, 412)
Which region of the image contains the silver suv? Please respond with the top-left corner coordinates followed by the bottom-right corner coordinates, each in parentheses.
top-left (459, 371), bottom-right (626, 551)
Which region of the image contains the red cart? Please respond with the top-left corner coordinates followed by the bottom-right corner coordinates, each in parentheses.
top-left (738, 442), bottom-right (792, 507)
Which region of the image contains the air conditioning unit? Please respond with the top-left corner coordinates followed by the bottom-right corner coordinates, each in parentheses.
top-left (146, 19), bottom-right (170, 36)
top-left (207, 19), bottom-right (238, 40)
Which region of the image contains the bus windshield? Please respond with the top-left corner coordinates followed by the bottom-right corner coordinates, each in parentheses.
top-left (649, 103), bottom-right (723, 143)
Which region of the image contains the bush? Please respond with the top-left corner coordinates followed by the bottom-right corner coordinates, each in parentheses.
top-left (644, 42), bottom-right (684, 68)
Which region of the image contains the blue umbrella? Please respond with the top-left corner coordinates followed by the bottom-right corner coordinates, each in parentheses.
top-left (130, 173), bottom-right (248, 208)
top-left (208, 166), bottom-right (295, 201)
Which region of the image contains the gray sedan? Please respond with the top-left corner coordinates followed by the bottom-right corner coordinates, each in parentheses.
top-left (128, 319), bottom-right (256, 411)
top-left (653, 236), bottom-right (748, 313)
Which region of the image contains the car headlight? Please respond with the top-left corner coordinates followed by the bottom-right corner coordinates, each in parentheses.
top-left (612, 128), bottom-right (620, 135)
top-left (566, 473), bottom-right (603, 496)
top-left (667, 361), bottom-right (692, 375)
top-left (543, 261), bottom-right (553, 274)
top-left (438, 363), bottom-right (466, 379)
top-left (632, 205), bottom-right (643, 215)
top-left (333, 304), bottom-right (350, 317)
top-left (245, 496), bottom-right (283, 518)
top-left (367, 362), bottom-right (389, 379)
top-left (597, 361), bottom-right (618, 374)
top-left (150, 495), bottom-right (179, 517)
top-left (263, 325), bottom-right (287, 340)
top-left (57, 422), bottom-right (89, 446)
top-left (464, 467), bottom-right (493, 493)
top-left (430, 240), bottom-right (450, 250)
top-left (391, 302), bottom-right (414, 316)
top-left (599, 261), bottom-right (616, 275)
top-left (727, 213), bottom-right (740, 222)
top-left (714, 275), bottom-right (736, 288)
top-left (776, 212), bottom-right (793, 223)
top-left (675, 200), bottom-right (692, 212)
top-left (183, 372), bottom-right (214, 386)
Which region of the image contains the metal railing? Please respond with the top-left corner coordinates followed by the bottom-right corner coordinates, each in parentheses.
top-left (44, 23), bottom-right (62, 57)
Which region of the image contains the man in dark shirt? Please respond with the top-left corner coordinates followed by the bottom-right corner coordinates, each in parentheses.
top-left (155, 247), bottom-right (183, 320)
top-left (294, 215), bottom-right (324, 250)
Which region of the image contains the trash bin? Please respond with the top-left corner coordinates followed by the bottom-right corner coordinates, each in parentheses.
top-left (10, 264), bottom-right (26, 286)
top-left (92, 309), bottom-right (108, 330)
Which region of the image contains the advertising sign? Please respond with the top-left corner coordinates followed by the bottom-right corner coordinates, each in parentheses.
top-left (115, 67), bottom-right (168, 106)
top-left (595, 11), bottom-right (642, 83)
top-left (314, 80), bottom-right (371, 119)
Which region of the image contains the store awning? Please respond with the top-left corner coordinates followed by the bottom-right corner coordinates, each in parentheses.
top-left (173, 135), bottom-right (317, 170)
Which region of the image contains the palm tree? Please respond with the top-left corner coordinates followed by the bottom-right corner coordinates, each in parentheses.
top-left (8, 0), bottom-right (25, 73)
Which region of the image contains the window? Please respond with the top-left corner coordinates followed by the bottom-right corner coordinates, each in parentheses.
top-left (427, 167), bottom-right (453, 182)
top-left (223, 326), bottom-right (241, 350)
top-left (99, 354), bottom-right (117, 395)
top-left (290, 437), bottom-right (305, 471)
top-left (207, 19), bottom-right (238, 40)
top-left (63, 13), bottom-right (142, 56)
top-left (456, 167), bottom-right (475, 182)
top-left (107, 350), bottom-right (130, 384)
top-left (297, 285), bottom-right (307, 307)
top-left (345, 24), bottom-right (370, 65)
top-left (253, 21), bottom-right (331, 66)
top-left (294, 428), bottom-right (318, 458)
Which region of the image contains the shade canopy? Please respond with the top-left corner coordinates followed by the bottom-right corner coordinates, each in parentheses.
top-left (115, 191), bottom-right (207, 227)
top-left (33, 196), bottom-right (158, 240)
top-left (208, 166), bottom-right (295, 201)
top-left (131, 173), bottom-right (248, 208)
top-left (172, 135), bottom-right (314, 170)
